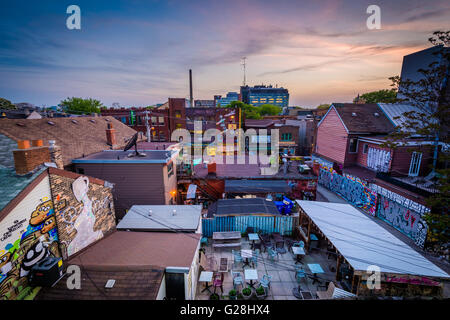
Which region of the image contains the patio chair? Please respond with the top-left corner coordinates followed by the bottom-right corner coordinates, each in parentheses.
top-left (213, 273), bottom-right (224, 294)
top-left (232, 250), bottom-right (243, 268)
top-left (252, 241), bottom-right (262, 251)
top-left (251, 249), bottom-right (260, 268)
top-left (295, 266), bottom-right (307, 284)
top-left (267, 247), bottom-right (279, 261)
top-left (259, 234), bottom-right (273, 253)
top-left (231, 271), bottom-right (244, 291)
top-left (259, 274), bottom-right (273, 295)
top-left (316, 282), bottom-right (335, 299)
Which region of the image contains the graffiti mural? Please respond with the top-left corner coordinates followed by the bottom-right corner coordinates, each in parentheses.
top-left (318, 168), bottom-right (378, 216)
top-left (377, 195), bottom-right (428, 248)
top-left (50, 173), bottom-right (116, 259)
top-left (0, 176), bottom-right (60, 300)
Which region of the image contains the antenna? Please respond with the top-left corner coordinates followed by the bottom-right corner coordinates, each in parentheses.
top-left (241, 57), bottom-right (247, 86)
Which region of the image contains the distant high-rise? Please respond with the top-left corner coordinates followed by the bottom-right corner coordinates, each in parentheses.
top-left (215, 92), bottom-right (240, 107)
top-left (240, 85), bottom-right (289, 108)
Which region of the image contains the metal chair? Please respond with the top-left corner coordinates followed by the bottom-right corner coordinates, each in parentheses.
top-left (213, 273), bottom-right (224, 294)
top-left (231, 271), bottom-right (244, 291)
top-left (295, 265), bottom-right (307, 284)
top-left (251, 249), bottom-right (260, 268)
top-left (259, 274), bottom-right (273, 295)
top-left (232, 250), bottom-right (243, 268)
top-left (267, 247), bottom-right (279, 261)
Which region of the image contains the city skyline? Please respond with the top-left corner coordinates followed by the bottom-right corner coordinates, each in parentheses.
top-left (1, 0), bottom-right (450, 108)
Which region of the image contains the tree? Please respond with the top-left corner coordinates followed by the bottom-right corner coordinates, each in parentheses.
top-left (258, 104), bottom-right (282, 116)
top-left (0, 98), bottom-right (16, 110)
top-left (222, 101), bottom-right (262, 119)
top-left (60, 97), bottom-right (104, 114)
top-left (316, 104), bottom-right (330, 110)
top-left (353, 89), bottom-right (397, 104)
top-left (384, 31), bottom-right (450, 246)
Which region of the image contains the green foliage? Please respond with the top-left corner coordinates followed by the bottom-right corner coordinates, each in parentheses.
top-left (222, 101), bottom-right (281, 119)
top-left (258, 104), bottom-right (282, 116)
top-left (228, 289), bottom-right (237, 296)
top-left (384, 30), bottom-right (450, 245)
top-left (0, 97), bottom-right (16, 110)
top-left (354, 89), bottom-right (398, 104)
top-left (242, 287), bottom-right (252, 296)
top-left (60, 97), bottom-right (103, 115)
top-left (256, 286), bottom-right (265, 295)
top-left (209, 293), bottom-right (220, 300)
top-left (316, 104), bottom-right (330, 110)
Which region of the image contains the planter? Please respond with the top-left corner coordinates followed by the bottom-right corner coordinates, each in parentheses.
top-left (242, 288), bottom-right (253, 300)
top-left (228, 290), bottom-right (237, 300)
top-left (255, 287), bottom-right (266, 300)
top-left (209, 293), bottom-right (220, 300)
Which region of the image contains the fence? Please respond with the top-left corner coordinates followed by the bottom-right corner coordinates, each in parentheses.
top-left (202, 215), bottom-right (297, 237)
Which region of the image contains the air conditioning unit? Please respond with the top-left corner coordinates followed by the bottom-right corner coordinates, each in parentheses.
top-left (28, 257), bottom-right (64, 287)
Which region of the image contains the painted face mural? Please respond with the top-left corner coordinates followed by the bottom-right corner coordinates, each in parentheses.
top-left (20, 237), bottom-right (50, 277)
top-left (41, 217), bottom-right (56, 234)
top-left (29, 200), bottom-right (53, 226)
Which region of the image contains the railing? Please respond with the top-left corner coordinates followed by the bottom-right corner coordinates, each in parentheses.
top-left (375, 172), bottom-right (435, 197)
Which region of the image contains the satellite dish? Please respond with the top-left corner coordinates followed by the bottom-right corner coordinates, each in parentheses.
top-left (123, 133), bottom-right (146, 157)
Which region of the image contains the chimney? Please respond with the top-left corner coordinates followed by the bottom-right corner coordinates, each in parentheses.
top-left (106, 123), bottom-right (116, 146)
top-left (189, 69), bottom-right (193, 107)
top-left (13, 140), bottom-right (50, 175)
top-left (48, 140), bottom-right (64, 169)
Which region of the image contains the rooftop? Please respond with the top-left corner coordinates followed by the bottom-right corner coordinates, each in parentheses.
top-left (0, 166), bottom-right (47, 213)
top-left (116, 205), bottom-right (202, 232)
top-left (72, 149), bottom-right (175, 164)
top-left (68, 231), bottom-right (201, 269)
top-left (37, 266), bottom-right (164, 300)
top-left (0, 116), bottom-right (138, 166)
top-left (331, 103), bottom-right (395, 134)
top-left (224, 179), bottom-right (291, 194)
top-left (207, 198), bottom-right (280, 217)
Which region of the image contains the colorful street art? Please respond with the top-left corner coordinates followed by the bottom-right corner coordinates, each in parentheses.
top-left (0, 181), bottom-right (60, 300)
top-left (51, 174), bottom-right (116, 259)
top-left (318, 168), bottom-right (377, 216)
top-left (377, 195), bottom-right (428, 248)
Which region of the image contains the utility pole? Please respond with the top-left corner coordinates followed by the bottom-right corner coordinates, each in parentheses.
top-left (241, 57), bottom-right (247, 86)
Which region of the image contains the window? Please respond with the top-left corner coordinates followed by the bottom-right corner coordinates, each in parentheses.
top-left (121, 117), bottom-right (127, 124)
top-left (408, 152), bottom-right (422, 177)
top-left (175, 111), bottom-right (181, 118)
top-left (348, 138), bottom-right (358, 153)
top-left (159, 117), bottom-right (164, 124)
top-left (281, 133), bottom-right (292, 141)
top-left (363, 144), bottom-right (368, 154)
top-left (167, 162), bottom-right (174, 177)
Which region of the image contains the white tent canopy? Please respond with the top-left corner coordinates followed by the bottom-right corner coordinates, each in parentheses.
top-left (296, 200), bottom-right (449, 279)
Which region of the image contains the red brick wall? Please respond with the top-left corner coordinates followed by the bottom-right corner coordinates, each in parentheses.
top-left (315, 108), bottom-right (348, 165)
top-left (390, 145), bottom-right (434, 176)
top-left (356, 142), bottom-right (392, 169)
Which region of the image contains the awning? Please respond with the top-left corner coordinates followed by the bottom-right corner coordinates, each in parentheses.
top-left (225, 180), bottom-right (291, 194)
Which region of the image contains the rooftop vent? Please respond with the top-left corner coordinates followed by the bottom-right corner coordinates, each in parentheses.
top-left (172, 209), bottom-right (177, 216)
top-left (374, 112), bottom-right (380, 117)
top-left (148, 209), bottom-right (152, 217)
top-left (90, 119), bottom-right (96, 123)
top-left (71, 119), bottom-right (78, 124)
top-left (16, 122), bottom-right (26, 127)
top-left (351, 113), bottom-right (357, 117)
top-left (47, 121), bottom-right (55, 126)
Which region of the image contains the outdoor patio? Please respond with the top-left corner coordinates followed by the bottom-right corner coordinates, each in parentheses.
top-left (196, 234), bottom-right (338, 300)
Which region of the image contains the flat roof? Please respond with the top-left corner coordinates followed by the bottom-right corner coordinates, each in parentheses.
top-left (72, 150), bottom-right (174, 164)
top-left (117, 205), bottom-right (202, 232)
top-left (69, 231), bottom-right (201, 269)
top-left (225, 179), bottom-right (291, 193)
top-left (209, 198), bottom-right (280, 217)
top-left (296, 200), bottom-right (449, 279)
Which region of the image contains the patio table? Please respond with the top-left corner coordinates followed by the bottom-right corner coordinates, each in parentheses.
top-left (241, 249), bottom-right (253, 267)
top-left (248, 233), bottom-right (259, 249)
top-left (244, 269), bottom-right (258, 288)
top-left (199, 271), bottom-right (213, 293)
top-left (307, 263), bottom-right (324, 285)
top-left (292, 246), bottom-right (305, 264)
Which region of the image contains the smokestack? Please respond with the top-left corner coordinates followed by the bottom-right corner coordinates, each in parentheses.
top-left (189, 69), bottom-right (193, 107)
top-left (13, 140), bottom-right (50, 175)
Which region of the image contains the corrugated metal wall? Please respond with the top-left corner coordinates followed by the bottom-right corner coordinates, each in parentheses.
top-left (202, 215), bottom-right (296, 237)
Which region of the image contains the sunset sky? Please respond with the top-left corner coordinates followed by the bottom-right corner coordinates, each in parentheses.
top-left (1, 0), bottom-right (449, 108)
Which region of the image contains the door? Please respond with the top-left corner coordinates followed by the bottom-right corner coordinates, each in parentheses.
top-left (408, 152), bottom-right (422, 177)
top-left (165, 272), bottom-right (185, 300)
